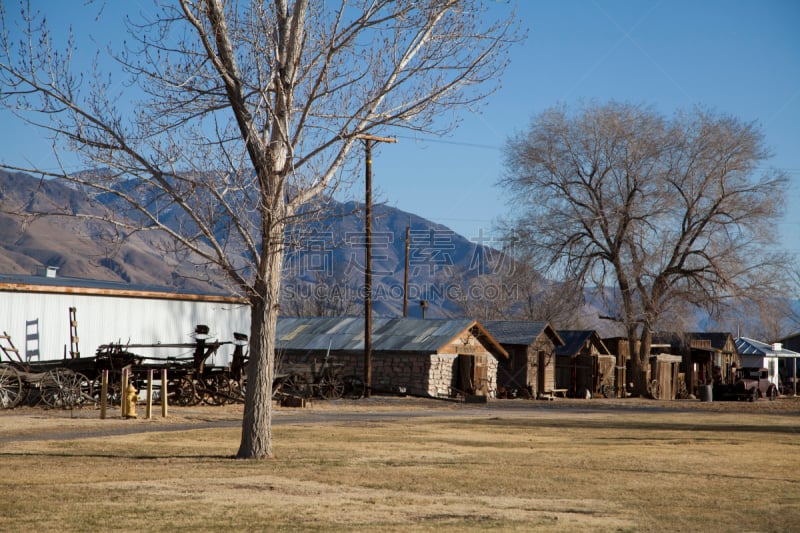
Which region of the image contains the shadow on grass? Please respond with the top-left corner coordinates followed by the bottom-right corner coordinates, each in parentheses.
top-left (0, 450), bottom-right (236, 460)
top-left (467, 417), bottom-right (800, 435)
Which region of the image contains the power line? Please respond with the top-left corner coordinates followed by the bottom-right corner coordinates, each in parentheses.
top-left (393, 134), bottom-right (502, 151)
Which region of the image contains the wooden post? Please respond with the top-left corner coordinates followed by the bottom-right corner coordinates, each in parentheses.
top-left (100, 369), bottom-right (108, 419)
top-left (146, 369), bottom-right (153, 419)
top-left (161, 368), bottom-right (168, 418)
top-left (364, 138), bottom-right (373, 398)
top-left (120, 367), bottom-right (129, 418)
top-left (356, 133), bottom-right (396, 399)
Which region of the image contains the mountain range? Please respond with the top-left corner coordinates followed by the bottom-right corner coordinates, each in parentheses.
top-left (0, 170), bottom-right (492, 318)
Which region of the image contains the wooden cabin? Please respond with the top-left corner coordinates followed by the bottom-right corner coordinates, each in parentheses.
top-left (481, 321), bottom-right (564, 399)
top-left (555, 330), bottom-right (614, 398)
top-left (652, 332), bottom-right (740, 397)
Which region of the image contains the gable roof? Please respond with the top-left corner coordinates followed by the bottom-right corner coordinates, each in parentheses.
top-left (652, 331), bottom-right (738, 353)
top-left (275, 317), bottom-right (507, 357)
top-left (555, 330), bottom-right (610, 357)
top-left (735, 337), bottom-right (800, 358)
top-left (689, 332), bottom-right (736, 352)
top-left (482, 320), bottom-right (564, 347)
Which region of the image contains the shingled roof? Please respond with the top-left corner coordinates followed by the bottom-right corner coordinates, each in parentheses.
top-left (481, 320), bottom-right (564, 347)
top-left (555, 330), bottom-right (610, 357)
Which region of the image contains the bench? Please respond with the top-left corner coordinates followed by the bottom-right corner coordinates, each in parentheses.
top-left (538, 389), bottom-right (568, 400)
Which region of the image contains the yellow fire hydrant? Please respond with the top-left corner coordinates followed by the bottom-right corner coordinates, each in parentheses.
top-left (124, 382), bottom-right (138, 419)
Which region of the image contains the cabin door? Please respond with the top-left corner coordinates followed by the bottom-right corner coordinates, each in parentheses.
top-left (537, 350), bottom-right (546, 394)
top-left (458, 353), bottom-right (488, 395)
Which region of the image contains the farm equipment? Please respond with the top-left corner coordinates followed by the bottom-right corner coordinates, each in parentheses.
top-left (1, 329), bottom-right (116, 409)
top-left (273, 350), bottom-right (365, 401)
top-left (95, 325), bottom-right (250, 407)
top-left (0, 325), bottom-right (248, 410)
top-left (1, 320), bottom-right (367, 409)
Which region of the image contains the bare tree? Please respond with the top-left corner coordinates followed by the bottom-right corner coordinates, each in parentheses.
top-left (281, 270), bottom-right (363, 317)
top-left (452, 231), bottom-right (591, 327)
top-left (454, 261), bottom-right (587, 328)
top-left (0, 0), bottom-right (520, 458)
top-left (500, 102), bottom-right (788, 394)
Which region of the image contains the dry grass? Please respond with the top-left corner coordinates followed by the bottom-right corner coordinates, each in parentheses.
top-left (0, 398), bottom-right (798, 532)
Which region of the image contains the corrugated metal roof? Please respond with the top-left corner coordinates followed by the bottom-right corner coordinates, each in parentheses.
top-left (276, 316), bottom-right (479, 354)
top-left (735, 337), bottom-right (800, 358)
top-left (482, 320), bottom-right (563, 346)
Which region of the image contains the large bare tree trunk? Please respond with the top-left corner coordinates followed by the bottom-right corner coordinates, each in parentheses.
top-left (238, 297), bottom-right (275, 458)
top-left (238, 224), bottom-right (284, 459)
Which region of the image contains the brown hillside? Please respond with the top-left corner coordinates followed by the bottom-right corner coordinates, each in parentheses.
top-left (0, 171), bottom-right (230, 292)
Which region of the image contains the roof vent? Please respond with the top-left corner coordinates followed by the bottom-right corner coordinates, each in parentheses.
top-left (772, 342), bottom-right (782, 352)
top-left (45, 266), bottom-right (59, 278)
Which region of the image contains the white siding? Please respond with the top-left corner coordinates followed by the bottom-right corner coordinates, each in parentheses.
top-left (740, 354), bottom-right (780, 388)
top-left (0, 291), bottom-right (250, 365)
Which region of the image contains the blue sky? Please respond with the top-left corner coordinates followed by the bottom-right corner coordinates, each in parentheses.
top-left (2, 1), bottom-right (799, 253)
top-left (374, 0), bottom-right (800, 252)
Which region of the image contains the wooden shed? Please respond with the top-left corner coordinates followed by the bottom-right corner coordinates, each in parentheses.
top-left (555, 330), bottom-right (614, 398)
top-left (648, 353), bottom-right (683, 400)
top-left (481, 321), bottom-right (564, 399)
top-left (652, 332), bottom-right (740, 397)
top-left (603, 337), bottom-right (686, 400)
top-left (275, 317), bottom-right (507, 399)
top-left (602, 337), bottom-right (631, 398)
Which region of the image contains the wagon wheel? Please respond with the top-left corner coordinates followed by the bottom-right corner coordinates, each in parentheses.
top-left (92, 372), bottom-right (122, 407)
top-left (599, 383), bottom-right (615, 399)
top-left (77, 372), bottom-right (94, 406)
top-left (167, 375), bottom-right (198, 406)
top-left (647, 379), bottom-right (661, 399)
top-left (281, 374), bottom-right (310, 398)
top-left (749, 388), bottom-right (759, 402)
top-left (318, 373), bottom-right (345, 400)
top-left (0, 365), bottom-right (24, 409)
top-left (767, 386), bottom-right (778, 401)
top-left (230, 375), bottom-right (246, 403)
top-left (40, 369), bottom-right (92, 409)
top-left (342, 375), bottom-right (366, 400)
top-left (271, 376), bottom-right (284, 400)
top-left (201, 374), bottom-right (232, 406)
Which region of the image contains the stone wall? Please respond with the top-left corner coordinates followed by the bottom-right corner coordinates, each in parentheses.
top-left (278, 349), bottom-right (498, 399)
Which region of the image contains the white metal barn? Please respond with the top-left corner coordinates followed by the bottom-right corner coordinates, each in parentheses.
top-left (0, 271), bottom-right (250, 366)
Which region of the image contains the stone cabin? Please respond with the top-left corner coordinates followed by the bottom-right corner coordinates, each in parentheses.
top-left (275, 317), bottom-right (507, 399)
top-left (481, 321), bottom-right (564, 398)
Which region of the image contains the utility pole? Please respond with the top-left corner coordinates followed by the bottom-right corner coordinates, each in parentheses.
top-left (357, 134), bottom-right (396, 398)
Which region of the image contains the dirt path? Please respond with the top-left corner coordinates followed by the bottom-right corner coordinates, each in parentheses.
top-left (1, 395), bottom-right (798, 444)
